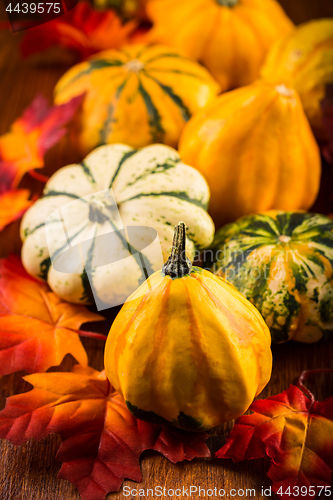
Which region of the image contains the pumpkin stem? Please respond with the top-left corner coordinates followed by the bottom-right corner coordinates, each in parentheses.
top-left (162, 222), bottom-right (192, 278)
top-left (216, 0), bottom-right (238, 6)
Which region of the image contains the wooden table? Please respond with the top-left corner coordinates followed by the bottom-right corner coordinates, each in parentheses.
top-left (1, 1), bottom-right (333, 499)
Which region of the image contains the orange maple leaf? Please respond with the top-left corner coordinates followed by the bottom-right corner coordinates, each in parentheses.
top-left (21, 2), bottom-right (138, 61)
top-left (0, 256), bottom-right (104, 374)
top-left (0, 190), bottom-right (34, 231)
top-left (0, 94), bottom-right (82, 232)
top-left (0, 94), bottom-right (82, 193)
top-left (0, 365), bottom-right (210, 500)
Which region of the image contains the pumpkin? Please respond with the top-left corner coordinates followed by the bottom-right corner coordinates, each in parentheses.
top-left (93, 0), bottom-right (149, 19)
top-left (54, 44), bottom-right (220, 155)
top-left (178, 81), bottom-right (321, 228)
top-left (145, 0), bottom-right (294, 90)
top-left (206, 211), bottom-right (333, 344)
top-left (104, 222), bottom-right (272, 431)
top-left (260, 18), bottom-right (333, 141)
top-left (20, 144), bottom-right (214, 308)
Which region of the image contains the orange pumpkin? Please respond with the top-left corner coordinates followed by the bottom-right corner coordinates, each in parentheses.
top-left (93, 0), bottom-right (149, 19)
top-left (104, 222), bottom-right (272, 431)
top-left (178, 81), bottom-right (321, 228)
top-left (146, 0), bottom-right (294, 90)
top-left (54, 44), bottom-right (220, 155)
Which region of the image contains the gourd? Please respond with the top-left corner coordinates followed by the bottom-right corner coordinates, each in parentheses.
top-left (20, 144), bottom-right (214, 307)
top-left (104, 222), bottom-right (272, 431)
top-left (93, 0), bottom-right (149, 19)
top-left (260, 18), bottom-right (333, 140)
top-left (54, 44), bottom-right (220, 155)
top-left (206, 211), bottom-right (333, 344)
top-left (145, 0), bottom-right (294, 90)
top-left (178, 81), bottom-right (321, 228)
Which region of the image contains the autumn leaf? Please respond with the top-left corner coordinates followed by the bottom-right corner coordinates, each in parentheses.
top-left (216, 370), bottom-right (333, 500)
top-left (0, 190), bottom-right (34, 231)
top-left (0, 21), bottom-right (11, 29)
top-left (0, 255), bottom-right (104, 375)
top-left (0, 93), bottom-right (82, 193)
top-left (0, 365), bottom-right (210, 500)
top-left (0, 94), bottom-right (81, 231)
top-left (21, 2), bottom-right (138, 61)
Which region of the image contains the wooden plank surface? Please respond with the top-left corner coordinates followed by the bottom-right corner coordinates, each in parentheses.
top-left (1, 1), bottom-right (333, 499)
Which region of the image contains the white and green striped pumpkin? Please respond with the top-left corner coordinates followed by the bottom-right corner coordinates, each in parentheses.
top-left (20, 144), bottom-right (214, 308)
top-left (207, 211), bottom-right (333, 344)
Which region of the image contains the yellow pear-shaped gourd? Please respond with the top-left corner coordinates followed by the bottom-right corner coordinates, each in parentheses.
top-left (178, 81), bottom-right (321, 228)
top-left (104, 222), bottom-right (272, 431)
top-left (260, 18), bottom-right (333, 140)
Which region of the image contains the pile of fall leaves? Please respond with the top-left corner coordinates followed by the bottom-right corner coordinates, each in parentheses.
top-left (0, 257), bottom-right (333, 500)
top-left (0, 3), bottom-right (333, 500)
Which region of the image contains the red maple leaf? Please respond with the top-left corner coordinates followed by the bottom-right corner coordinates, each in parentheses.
top-left (0, 365), bottom-right (210, 500)
top-left (216, 370), bottom-right (333, 500)
top-left (0, 255), bottom-right (104, 374)
top-left (21, 2), bottom-right (138, 61)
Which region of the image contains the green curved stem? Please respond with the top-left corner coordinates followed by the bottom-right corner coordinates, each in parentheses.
top-left (162, 221), bottom-right (192, 278)
top-left (216, 0), bottom-right (238, 7)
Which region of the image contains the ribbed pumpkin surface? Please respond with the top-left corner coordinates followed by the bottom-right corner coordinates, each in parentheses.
top-left (207, 211), bottom-right (333, 344)
top-left (104, 266), bottom-right (272, 431)
top-left (54, 44), bottom-right (220, 154)
top-left (146, 0), bottom-right (294, 89)
top-left (179, 81), bottom-right (321, 228)
top-left (260, 18), bottom-right (333, 140)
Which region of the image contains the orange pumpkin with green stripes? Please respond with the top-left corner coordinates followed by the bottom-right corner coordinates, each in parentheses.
top-left (54, 44), bottom-right (220, 155)
top-left (104, 222), bottom-right (272, 431)
top-left (206, 211), bottom-right (333, 344)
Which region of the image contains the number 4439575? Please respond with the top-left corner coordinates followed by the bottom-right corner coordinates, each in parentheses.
top-left (276, 486), bottom-right (331, 497)
top-left (6, 3), bottom-right (61, 13)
